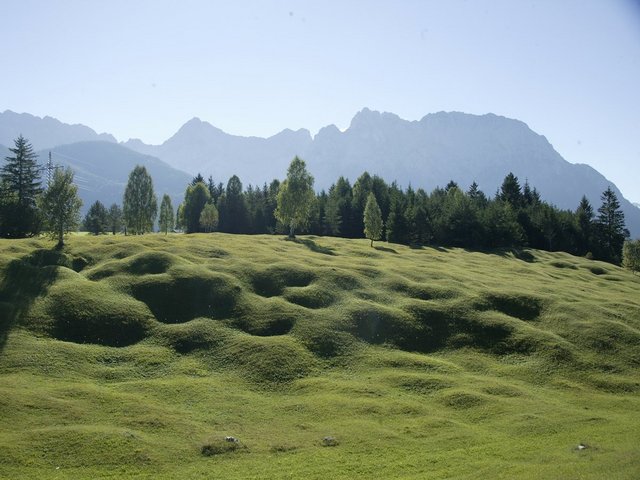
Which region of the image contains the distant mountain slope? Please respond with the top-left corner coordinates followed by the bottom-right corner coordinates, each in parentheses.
top-left (124, 109), bottom-right (640, 237)
top-left (123, 117), bottom-right (312, 187)
top-left (37, 142), bottom-right (190, 215)
top-left (0, 110), bottom-right (116, 150)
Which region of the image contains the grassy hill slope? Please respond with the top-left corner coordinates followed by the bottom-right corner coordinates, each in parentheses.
top-left (1, 234), bottom-right (639, 479)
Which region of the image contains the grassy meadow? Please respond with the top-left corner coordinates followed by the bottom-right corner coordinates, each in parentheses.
top-left (0, 233), bottom-right (639, 479)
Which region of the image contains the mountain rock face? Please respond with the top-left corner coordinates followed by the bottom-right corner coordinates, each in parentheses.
top-left (1, 109), bottom-right (638, 236)
top-left (0, 110), bottom-right (116, 150)
top-left (124, 109), bottom-right (640, 237)
top-left (36, 142), bottom-right (190, 215)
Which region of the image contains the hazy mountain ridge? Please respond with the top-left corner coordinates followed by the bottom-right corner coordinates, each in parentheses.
top-left (36, 142), bottom-right (190, 215)
top-left (1, 108), bottom-right (639, 237)
top-left (124, 108), bottom-right (640, 237)
top-left (0, 110), bottom-right (116, 150)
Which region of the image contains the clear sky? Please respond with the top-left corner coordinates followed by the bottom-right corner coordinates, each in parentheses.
top-left (2, 0), bottom-right (639, 202)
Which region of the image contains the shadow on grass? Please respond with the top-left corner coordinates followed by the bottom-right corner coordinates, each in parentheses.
top-left (288, 238), bottom-right (337, 256)
top-left (0, 250), bottom-right (62, 352)
top-left (374, 245), bottom-right (398, 254)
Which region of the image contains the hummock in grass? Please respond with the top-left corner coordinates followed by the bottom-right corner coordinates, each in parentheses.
top-left (0, 233), bottom-right (639, 479)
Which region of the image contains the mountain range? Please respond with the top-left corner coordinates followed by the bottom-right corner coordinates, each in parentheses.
top-left (1, 109), bottom-right (639, 237)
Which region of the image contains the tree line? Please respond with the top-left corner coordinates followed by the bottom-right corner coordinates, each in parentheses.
top-left (1, 135), bottom-right (637, 269)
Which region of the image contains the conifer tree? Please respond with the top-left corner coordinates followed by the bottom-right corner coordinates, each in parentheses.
top-left (363, 192), bottom-right (383, 247)
top-left (0, 135), bottom-right (42, 237)
top-left (596, 186), bottom-right (628, 262)
top-left (107, 203), bottom-right (123, 235)
top-left (84, 200), bottom-right (109, 234)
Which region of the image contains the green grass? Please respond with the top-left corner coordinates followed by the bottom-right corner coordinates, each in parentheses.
top-left (1, 233), bottom-right (639, 479)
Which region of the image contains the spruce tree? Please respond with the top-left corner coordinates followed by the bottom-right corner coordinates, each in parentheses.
top-left (84, 200), bottom-right (109, 234)
top-left (575, 196), bottom-right (594, 255)
top-left (0, 135), bottom-right (42, 237)
top-left (596, 186), bottom-right (628, 263)
top-left (363, 192), bottom-right (383, 247)
top-left (107, 203), bottom-right (123, 235)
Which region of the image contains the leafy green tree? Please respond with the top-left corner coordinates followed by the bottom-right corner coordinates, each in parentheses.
top-left (352, 172), bottom-right (373, 237)
top-left (363, 192), bottom-right (383, 247)
top-left (199, 203), bottom-right (219, 233)
top-left (123, 165), bottom-right (157, 234)
top-left (159, 194), bottom-right (174, 235)
top-left (622, 240), bottom-right (640, 274)
top-left (84, 200), bottom-right (109, 234)
top-left (275, 157), bottom-right (315, 238)
top-left (595, 186), bottom-right (628, 263)
top-left (0, 135), bottom-right (42, 237)
top-left (39, 167), bottom-right (82, 248)
top-left (107, 203), bottom-right (123, 235)
top-left (183, 182), bottom-right (210, 233)
top-left (175, 203), bottom-right (185, 230)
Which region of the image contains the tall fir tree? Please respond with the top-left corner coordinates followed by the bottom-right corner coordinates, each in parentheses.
top-left (0, 135), bottom-right (42, 237)
top-left (595, 186), bottom-right (628, 263)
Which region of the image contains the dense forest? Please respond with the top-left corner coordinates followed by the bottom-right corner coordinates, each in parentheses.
top-left (0, 135), bottom-right (634, 266)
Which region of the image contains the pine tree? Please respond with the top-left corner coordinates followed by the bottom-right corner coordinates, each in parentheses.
top-left (84, 200), bottom-right (109, 234)
top-left (159, 194), bottom-right (174, 235)
top-left (499, 172), bottom-right (522, 208)
top-left (575, 196), bottom-right (594, 255)
top-left (595, 186), bottom-right (628, 263)
top-left (0, 135), bottom-right (42, 237)
top-left (123, 165), bottom-right (158, 234)
top-left (363, 192), bottom-right (383, 247)
top-left (39, 167), bottom-right (82, 248)
top-left (107, 203), bottom-right (123, 235)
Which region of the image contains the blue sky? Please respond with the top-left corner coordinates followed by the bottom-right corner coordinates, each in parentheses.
top-left (1, 0), bottom-right (639, 202)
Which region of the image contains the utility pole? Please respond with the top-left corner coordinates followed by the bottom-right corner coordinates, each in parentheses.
top-left (47, 151), bottom-right (53, 187)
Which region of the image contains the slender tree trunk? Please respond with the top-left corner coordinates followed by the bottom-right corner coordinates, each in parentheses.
top-left (289, 225), bottom-right (295, 239)
top-left (370, 238), bottom-right (374, 247)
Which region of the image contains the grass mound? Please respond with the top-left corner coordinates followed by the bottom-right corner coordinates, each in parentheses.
top-left (475, 292), bottom-right (544, 321)
top-left (31, 279), bottom-right (155, 347)
top-left (248, 263), bottom-right (315, 297)
top-left (1, 234), bottom-right (640, 479)
top-left (129, 268), bottom-right (242, 323)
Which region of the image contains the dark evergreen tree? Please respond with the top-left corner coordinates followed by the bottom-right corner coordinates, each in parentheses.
top-left (84, 200), bottom-right (109, 234)
top-left (575, 196), bottom-right (594, 255)
top-left (499, 172), bottom-right (522, 208)
top-left (0, 135), bottom-right (42, 237)
top-left (386, 184), bottom-right (408, 244)
top-left (351, 172), bottom-right (373, 238)
top-left (595, 187), bottom-right (628, 263)
top-left (107, 204), bottom-right (123, 235)
top-left (219, 175), bottom-right (249, 233)
top-left (191, 173), bottom-right (205, 186)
